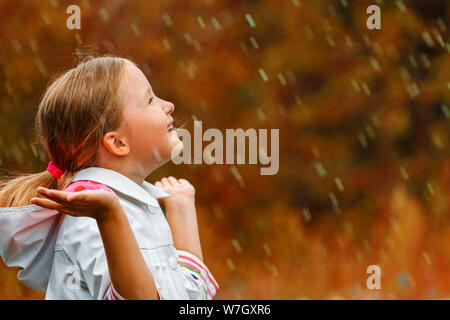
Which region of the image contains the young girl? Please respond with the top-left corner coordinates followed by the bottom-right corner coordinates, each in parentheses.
top-left (0, 56), bottom-right (219, 300)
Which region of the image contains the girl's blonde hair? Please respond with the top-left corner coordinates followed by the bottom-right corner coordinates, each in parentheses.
top-left (0, 55), bottom-right (128, 207)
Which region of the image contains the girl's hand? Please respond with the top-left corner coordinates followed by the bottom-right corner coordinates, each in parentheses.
top-left (155, 177), bottom-right (203, 260)
top-left (155, 177), bottom-right (196, 210)
top-left (30, 187), bottom-right (121, 222)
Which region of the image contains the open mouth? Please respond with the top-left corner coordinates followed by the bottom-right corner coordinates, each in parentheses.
top-left (167, 121), bottom-right (175, 132)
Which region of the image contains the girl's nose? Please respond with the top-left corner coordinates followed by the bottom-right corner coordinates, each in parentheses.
top-left (164, 101), bottom-right (175, 115)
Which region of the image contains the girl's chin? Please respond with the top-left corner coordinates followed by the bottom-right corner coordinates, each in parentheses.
top-left (167, 129), bottom-right (181, 143)
top-left (169, 140), bottom-right (184, 160)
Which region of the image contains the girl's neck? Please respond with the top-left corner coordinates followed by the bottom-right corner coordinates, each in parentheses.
top-left (96, 150), bottom-right (161, 187)
top-left (98, 163), bottom-right (148, 187)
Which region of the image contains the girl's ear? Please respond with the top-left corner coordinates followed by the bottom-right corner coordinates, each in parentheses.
top-left (102, 132), bottom-right (130, 156)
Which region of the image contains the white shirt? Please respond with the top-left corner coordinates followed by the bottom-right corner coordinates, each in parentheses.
top-left (0, 167), bottom-right (218, 300)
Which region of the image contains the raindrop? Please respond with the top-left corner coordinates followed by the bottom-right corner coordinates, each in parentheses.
top-left (99, 8), bottom-right (110, 22)
top-left (11, 39), bottom-right (23, 54)
top-left (130, 23), bottom-right (141, 36)
top-left (197, 16), bottom-right (205, 29)
top-left (226, 257), bottom-right (236, 271)
top-left (420, 54), bottom-right (431, 68)
top-left (345, 36), bottom-right (353, 48)
top-left (314, 161), bottom-right (327, 177)
top-left (230, 166), bottom-right (245, 188)
top-left (436, 18), bottom-right (446, 32)
top-left (329, 192), bottom-right (342, 215)
top-left (262, 243), bottom-right (272, 256)
top-left (231, 239), bottom-right (242, 253)
top-left (29, 37), bottom-right (38, 52)
top-left (441, 103), bottom-right (449, 118)
top-left (351, 79), bottom-right (360, 92)
top-left (258, 68), bottom-right (269, 82)
top-left (365, 124), bottom-right (376, 139)
top-left (245, 14), bottom-right (256, 28)
top-left (422, 31), bottom-right (434, 48)
top-left (211, 17), bottom-right (221, 30)
top-left (408, 55), bottom-right (418, 68)
top-left (432, 134), bottom-right (444, 150)
top-left (426, 182), bottom-right (435, 196)
top-left (395, 0), bottom-right (407, 12)
top-left (370, 58), bottom-right (381, 73)
top-left (277, 73), bottom-right (287, 86)
top-left (362, 82), bottom-right (371, 95)
top-left (399, 166), bottom-right (409, 181)
top-left (358, 132), bottom-right (368, 149)
top-left (75, 33), bottom-right (82, 45)
top-left (406, 83), bottom-right (420, 98)
top-left (292, 0), bottom-right (301, 7)
top-left (325, 34), bottom-right (335, 48)
top-left (255, 107), bottom-right (266, 122)
top-left (334, 177), bottom-right (344, 192)
top-left (249, 37), bottom-right (259, 50)
top-left (162, 38), bottom-right (171, 51)
top-left (302, 207), bottom-right (312, 222)
top-left (162, 13), bottom-right (173, 27)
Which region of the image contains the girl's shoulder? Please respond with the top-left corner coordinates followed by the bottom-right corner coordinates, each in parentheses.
top-left (59, 181), bottom-right (117, 252)
top-left (63, 180), bottom-right (114, 193)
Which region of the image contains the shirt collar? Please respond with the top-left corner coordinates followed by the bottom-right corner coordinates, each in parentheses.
top-left (72, 167), bottom-right (170, 208)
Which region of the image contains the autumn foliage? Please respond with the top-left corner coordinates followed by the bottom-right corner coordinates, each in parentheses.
top-left (0, 0), bottom-right (449, 299)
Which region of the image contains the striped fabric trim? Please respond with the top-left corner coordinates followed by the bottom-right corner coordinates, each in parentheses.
top-left (156, 284), bottom-right (163, 300)
top-left (103, 283), bottom-right (163, 300)
top-left (103, 284), bottom-right (125, 300)
top-left (179, 264), bottom-right (214, 298)
top-left (176, 250), bottom-right (219, 299)
top-left (177, 252), bottom-right (219, 290)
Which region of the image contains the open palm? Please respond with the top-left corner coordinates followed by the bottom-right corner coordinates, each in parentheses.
top-left (31, 187), bottom-right (121, 221)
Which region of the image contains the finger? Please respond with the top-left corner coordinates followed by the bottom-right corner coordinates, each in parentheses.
top-left (37, 187), bottom-right (72, 204)
top-left (66, 191), bottom-right (89, 202)
top-left (31, 197), bottom-right (68, 212)
top-left (161, 177), bottom-right (170, 188)
top-left (154, 181), bottom-right (163, 189)
top-left (178, 178), bottom-right (190, 186)
top-left (66, 189), bottom-right (113, 202)
top-left (168, 176), bottom-right (178, 186)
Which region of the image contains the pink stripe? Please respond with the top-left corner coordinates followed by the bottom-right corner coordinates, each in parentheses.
top-left (106, 288), bottom-right (112, 300)
top-left (178, 260), bottom-right (202, 273)
top-left (178, 254), bottom-right (206, 272)
top-left (179, 261), bottom-right (215, 298)
top-left (105, 287), bottom-right (112, 300)
top-left (178, 256), bottom-right (218, 291)
top-left (178, 255), bottom-right (218, 290)
top-left (110, 286), bottom-right (120, 300)
top-left (108, 288), bottom-right (114, 300)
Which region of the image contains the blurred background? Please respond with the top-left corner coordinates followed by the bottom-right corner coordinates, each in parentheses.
top-left (0, 0), bottom-right (449, 299)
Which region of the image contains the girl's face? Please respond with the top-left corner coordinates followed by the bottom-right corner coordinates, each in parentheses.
top-left (118, 61), bottom-right (183, 171)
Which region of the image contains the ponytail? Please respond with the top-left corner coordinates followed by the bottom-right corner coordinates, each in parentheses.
top-left (0, 170), bottom-right (74, 207)
top-left (0, 171), bottom-right (55, 207)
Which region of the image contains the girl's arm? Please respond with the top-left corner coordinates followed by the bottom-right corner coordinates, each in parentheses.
top-left (31, 187), bottom-right (159, 300)
top-left (155, 177), bottom-right (220, 300)
top-left (96, 206), bottom-right (159, 300)
top-left (155, 177), bottom-right (203, 261)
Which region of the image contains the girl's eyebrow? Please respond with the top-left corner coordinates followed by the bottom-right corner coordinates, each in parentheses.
top-left (144, 87), bottom-right (154, 102)
top-left (147, 86), bottom-right (156, 97)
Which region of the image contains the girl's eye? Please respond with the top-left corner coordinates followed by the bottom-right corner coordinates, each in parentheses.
top-left (149, 97), bottom-right (154, 104)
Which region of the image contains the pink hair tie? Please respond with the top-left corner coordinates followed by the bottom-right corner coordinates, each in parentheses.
top-left (47, 161), bottom-right (64, 179)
